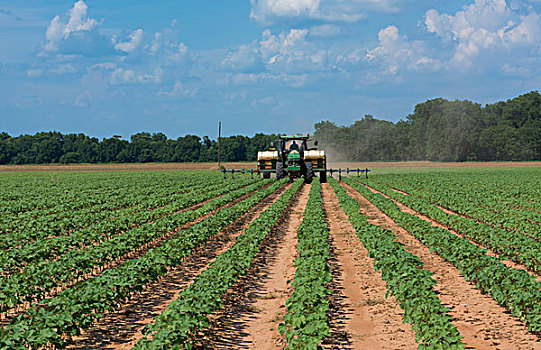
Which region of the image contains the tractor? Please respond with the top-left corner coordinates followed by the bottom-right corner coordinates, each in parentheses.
top-left (257, 134), bottom-right (327, 183)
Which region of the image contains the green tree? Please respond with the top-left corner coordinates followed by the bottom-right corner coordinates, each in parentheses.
top-left (173, 135), bottom-right (201, 162)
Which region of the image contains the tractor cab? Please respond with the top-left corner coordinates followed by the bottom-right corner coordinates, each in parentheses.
top-left (278, 135), bottom-right (309, 176)
top-left (283, 139), bottom-right (306, 153)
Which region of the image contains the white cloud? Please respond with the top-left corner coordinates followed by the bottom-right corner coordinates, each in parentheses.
top-left (45, 16), bottom-right (65, 51)
top-left (425, 0), bottom-right (541, 66)
top-left (167, 42), bottom-right (188, 62)
top-left (149, 33), bottom-right (162, 55)
top-left (145, 22), bottom-right (189, 64)
top-left (366, 25), bottom-right (438, 74)
top-left (231, 72), bottom-right (277, 84)
top-left (222, 28), bottom-right (325, 75)
top-left (260, 28), bottom-right (312, 70)
top-left (222, 44), bottom-right (262, 72)
top-left (25, 64), bottom-right (77, 77)
top-left (51, 64), bottom-right (77, 75)
top-left (111, 67), bottom-right (164, 84)
top-left (158, 81), bottom-right (198, 97)
top-left (114, 29), bottom-right (144, 53)
top-left (250, 0), bottom-right (320, 22)
top-left (65, 0), bottom-right (99, 33)
top-left (44, 0), bottom-right (101, 53)
top-left (250, 0), bottom-right (398, 24)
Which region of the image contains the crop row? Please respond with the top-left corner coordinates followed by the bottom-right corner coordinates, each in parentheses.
top-left (0, 182), bottom-right (175, 232)
top-left (0, 174), bottom-right (237, 248)
top-left (344, 178), bottom-right (541, 332)
top-left (332, 178), bottom-right (463, 349)
top-left (134, 179), bottom-right (303, 349)
top-left (0, 172), bottom-right (188, 216)
top-left (0, 179), bottom-right (268, 314)
top-left (369, 172), bottom-right (541, 239)
top-left (0, 178), bottom-right (256, 273)
top-left (279, 178), bottom-right (332, 349)
top-left (0, 172), bottom-right (227, 227)
top-left (0, 178), bottom-right (288, 349)
top-left (360, 179), bottom-right (541, 273)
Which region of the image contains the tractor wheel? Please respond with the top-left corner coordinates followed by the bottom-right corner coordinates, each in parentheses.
top-left (304, 161), bottom-right (314, 184)
top-left (320, 170), bottom-right (327, 183)
top-left (263, 172), bottom-right (270, 179)
top-left (276, 161), bottom-right (285, 179)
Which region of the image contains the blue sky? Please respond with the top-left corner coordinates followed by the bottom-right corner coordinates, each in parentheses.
top-left (1, 0), bottom-right (540, 139)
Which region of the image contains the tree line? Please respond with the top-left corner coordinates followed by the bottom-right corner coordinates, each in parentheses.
top-left (0, 91), bottom-right (539, 164)
top-left (0, 132), bottom-right (278, 165)
top-left (314, 91), bottom-right (541, 161)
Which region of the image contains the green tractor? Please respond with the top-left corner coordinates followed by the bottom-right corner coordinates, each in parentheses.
top-left (257, 134), bottom-right (327, 183)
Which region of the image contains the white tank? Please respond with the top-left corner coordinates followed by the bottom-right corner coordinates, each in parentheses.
top-left (304, 150), bottom-right (325, 160)
top-left (257, 150), bottom-right (279, 160)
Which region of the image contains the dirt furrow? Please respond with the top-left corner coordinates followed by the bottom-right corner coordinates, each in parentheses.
top-left (342, 181), bottom-right (541, 350)
top-left (321, 183), bottom-right (417, 350)
top-left (196, 183), bottom-right (309, 350)
top-left (67, 183), bottom-right (290, 350)
top-left (361, 182), bottom-right (541, 282)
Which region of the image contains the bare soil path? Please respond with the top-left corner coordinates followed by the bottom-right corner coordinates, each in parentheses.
top-left (67, 184), bottom-right (290, 350)
top-left (196, 183), bottom-right (310, 349)
top-left (321, 183), bottom-right (417, 350)
top-left (341, 181), bottom-right (541, 350)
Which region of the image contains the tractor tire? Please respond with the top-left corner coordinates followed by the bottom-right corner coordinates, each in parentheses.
top-left (304, 161), bottom-right (314, 184)
top-left (263, 172), bottom-right (270, 179)
top-left (276, 161), bottom-right (285, 179)
top-left (320, 170), bottom-right (327, 183)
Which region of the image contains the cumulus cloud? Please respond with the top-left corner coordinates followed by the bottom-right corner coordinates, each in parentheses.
top-left (145, 22), bottom-right (189, 64)
top-left (221, 44), bottom-right (263, 72)
top-left (114, 29), bottom-right (144, 53)
top-left (220, 28), bottom-right (340, 87)
top-left (260, 28), bottom-right (309, 66)
top-left (250, 0), bottom-right (320, 23)
top-left (43, 0), bottom-right (103, 54)
top-left (221, 28), bottom-right (318, 74)
top-left (425, 0), bottom-right (541, 66)
top-left (366, 25), bottom-right (438, 74)
top-left (230, 72), bottom-right (280, 85)
top-left (111, 67), bottom-right (164, 84)
top-left (158, 81), bottom-right (198, 97)
top-left (250, 0), bottom-right (398, 24)
top-left (65, 1), bottom-right (99, 33)
top-left (167, 42), bottom-right (188, 62)
top-left (41, 1), bottom-right (189, 62)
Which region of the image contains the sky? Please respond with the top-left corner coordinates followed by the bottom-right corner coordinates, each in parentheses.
top-left (0, 0), bottom-right (540, 139)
